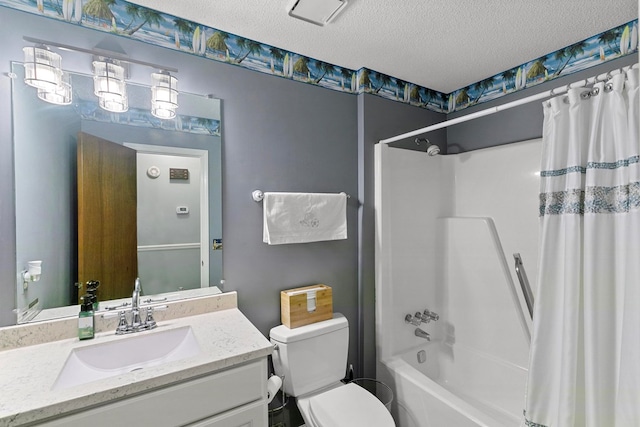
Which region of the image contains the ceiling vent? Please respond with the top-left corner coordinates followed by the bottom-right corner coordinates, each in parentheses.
top-left (288, 0), bottom-right (348, 26)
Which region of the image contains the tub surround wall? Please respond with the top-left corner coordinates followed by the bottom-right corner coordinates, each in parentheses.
top-left (376, 140), bottom-right (540, 359)
top-left (452, 140), bottom-right (541, 296)
top-left (374, 143), bottom-right (454, 361)
top-left (376, 140), bottom-right (544, 425)
top-left (441, 217), bottom-right (531, 364)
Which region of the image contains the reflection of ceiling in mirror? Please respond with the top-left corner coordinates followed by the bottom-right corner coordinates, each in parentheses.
top-left (74, 98), bottom-right (221, 136)
top-left (61, 70), bottom-right (221, 136)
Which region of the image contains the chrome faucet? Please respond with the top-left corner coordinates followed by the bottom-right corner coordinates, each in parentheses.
top-left (421, 309), bottom-right (439, 322)
top-left (405, 313), bottom-right (422, 326)
top-left (130, 277), bottom-right (143, 329)
top-left (103, 277), bottom-right (167, 335)
top-left (132, 277), bottom-right (141, 310)
top-left (415, 328), bottom-right (431, 341)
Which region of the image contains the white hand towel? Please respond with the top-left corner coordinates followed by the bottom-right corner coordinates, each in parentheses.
top-left (263, 192), bottom-right (347, 245)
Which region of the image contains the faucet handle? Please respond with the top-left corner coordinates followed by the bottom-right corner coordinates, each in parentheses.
top-left (415, 311), bottom-right (430, 323)
top-left (116, 311), bottom-right (130, 335)
top-left (405, 313), bottom-right (421, 326)
top-left (104, 302), bottom-right (130, 311)
top-left (423, 310), bottom-right (439, 321)
top-left (144, 305), bottom-right (167, 329)
top-left (142, 297), bottom-right (167, 304)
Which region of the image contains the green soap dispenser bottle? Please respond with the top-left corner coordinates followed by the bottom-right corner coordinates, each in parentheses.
top-left (78, 296), bottom-right (95, 340)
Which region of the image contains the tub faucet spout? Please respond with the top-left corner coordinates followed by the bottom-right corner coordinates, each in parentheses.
top-left (415, 328), bottom-right (431, 341)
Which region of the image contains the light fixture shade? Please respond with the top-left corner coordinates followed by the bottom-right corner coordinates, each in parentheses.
top-left (23, 46), bottom-right (62, 90)
top-left (151, 72), bottom-right (178, 119)
top-left (93, 59), bottom-right (128, 112)
top-left (37, 72), bottom-right (72, 105)
top-left (98, 93), bottom-right (129, 113)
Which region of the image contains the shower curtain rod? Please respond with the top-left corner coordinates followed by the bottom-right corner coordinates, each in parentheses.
top-left (379, 63), bottom-right (638, 145)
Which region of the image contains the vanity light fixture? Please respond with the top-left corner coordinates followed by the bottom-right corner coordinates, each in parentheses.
top-left (151, 71), bottom-right (179, 119)
top-left (22, 45), bottom-right (63, 91)
top-left (93, 59), bottom-right (128, 112)
top-left (37, 71), bottom-right (72, 105)
top-left (22, 36), bottom-right (179, 115)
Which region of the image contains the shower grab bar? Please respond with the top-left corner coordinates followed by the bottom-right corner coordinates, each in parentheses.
top-left (513, 253), bottom-right (534, 319)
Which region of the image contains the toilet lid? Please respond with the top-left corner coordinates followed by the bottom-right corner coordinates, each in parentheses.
top-left (308, 383), bottom-right (395, 427)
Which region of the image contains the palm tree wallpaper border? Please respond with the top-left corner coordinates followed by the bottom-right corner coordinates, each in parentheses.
top-left (75, 98), bottom-right (221, 136)
top-left (449, 20), bottom-right (638, 112)
top-left (1, 0), bottom-right (637, 114)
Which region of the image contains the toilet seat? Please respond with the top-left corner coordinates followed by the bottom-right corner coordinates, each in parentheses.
top-left (307, 383), bottom-right (395, 427)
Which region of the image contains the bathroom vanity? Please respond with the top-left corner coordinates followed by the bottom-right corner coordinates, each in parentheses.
top-left (0, 292), bottom-right (273, 426)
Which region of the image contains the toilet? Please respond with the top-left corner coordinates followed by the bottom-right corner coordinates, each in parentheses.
top-left (269, 313), bottom-right (395, 427)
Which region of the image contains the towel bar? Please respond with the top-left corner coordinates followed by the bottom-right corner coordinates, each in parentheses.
top-left (252, 190), bottom-right (350, 202)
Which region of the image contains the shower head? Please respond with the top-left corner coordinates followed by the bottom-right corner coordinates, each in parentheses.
top-left (414, 138), bottom-right (440, 156)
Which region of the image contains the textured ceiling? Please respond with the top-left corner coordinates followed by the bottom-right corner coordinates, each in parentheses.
top-left (130, 0), bottom-right (637, 93)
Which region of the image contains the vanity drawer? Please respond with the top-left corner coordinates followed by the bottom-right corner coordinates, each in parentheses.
top-left (39, 359), bottom-right (267, 427)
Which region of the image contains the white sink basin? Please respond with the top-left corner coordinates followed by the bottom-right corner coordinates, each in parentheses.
top-left (52, 326), bottom-right (201, 390)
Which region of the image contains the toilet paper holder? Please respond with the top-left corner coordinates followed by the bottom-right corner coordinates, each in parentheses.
top-left (267, 373), bottom-right (287, 413)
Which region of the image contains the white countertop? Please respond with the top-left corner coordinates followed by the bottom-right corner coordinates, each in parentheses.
top-left (0, 308), bottom-right (273, 426)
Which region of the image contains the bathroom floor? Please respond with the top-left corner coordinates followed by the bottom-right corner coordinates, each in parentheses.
top-left (268, 392), bottom-right (305, 427)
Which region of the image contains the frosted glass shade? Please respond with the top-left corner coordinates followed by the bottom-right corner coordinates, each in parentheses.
top-left (23, 46), bottom-right (62, 90)
top-left (151, 72), bottom-right (178, 119)
top-left (37, 72), bottom-right (72, 105)
top-left (98, 94), bottom-right (129, 113)
top-left (93, 60), bottom-right (128, 112)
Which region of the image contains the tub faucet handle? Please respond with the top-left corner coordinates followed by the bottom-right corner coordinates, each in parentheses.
top-left (424, 309), bottom-right (439, 321)
top-left (405, 313), bottom-right (421, 326)
top-left (415, 311), bottom-right (430, 323)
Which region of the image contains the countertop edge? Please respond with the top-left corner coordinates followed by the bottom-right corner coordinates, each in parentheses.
top-left (0, 305), bottom-right (273, 427)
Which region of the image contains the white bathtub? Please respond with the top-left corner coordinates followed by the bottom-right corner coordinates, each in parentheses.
top-left (383, 342), bottom-right (527, 427)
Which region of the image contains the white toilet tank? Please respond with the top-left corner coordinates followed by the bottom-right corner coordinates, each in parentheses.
top-left (270, 313), bottom-right (349, 397)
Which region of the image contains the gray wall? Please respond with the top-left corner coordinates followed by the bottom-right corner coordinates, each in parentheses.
top-left (0, 7), bottom-right (364, 374)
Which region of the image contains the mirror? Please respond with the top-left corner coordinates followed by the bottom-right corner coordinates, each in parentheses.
top-left (12, 63), bottom-right (223, 323)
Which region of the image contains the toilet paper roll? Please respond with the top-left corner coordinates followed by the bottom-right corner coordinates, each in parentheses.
top-left (267, 375), bottom-right (283, 403)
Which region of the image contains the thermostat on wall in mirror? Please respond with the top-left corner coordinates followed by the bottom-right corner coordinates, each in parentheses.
top-left (170, 168), bottom-right (189, 180)
top-left (147, 166), bottom-right (160, 178)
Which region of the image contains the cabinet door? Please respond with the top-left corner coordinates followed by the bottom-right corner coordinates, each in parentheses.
top-left (38, 360), bottom-right (267, 427)
top-left (186, 400), bottom-right (267, 427)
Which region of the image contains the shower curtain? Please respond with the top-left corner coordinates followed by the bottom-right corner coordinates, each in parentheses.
top-left (524, 67), bottom-right (639, 427)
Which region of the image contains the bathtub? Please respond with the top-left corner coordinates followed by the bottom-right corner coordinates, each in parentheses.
top-left (382, 342), bottom-right (527, 427)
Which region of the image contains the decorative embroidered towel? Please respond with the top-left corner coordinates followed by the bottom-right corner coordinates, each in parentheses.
top-left (263, 192), bottom-right (347, 245)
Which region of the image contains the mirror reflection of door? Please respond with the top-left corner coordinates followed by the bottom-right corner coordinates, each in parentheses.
top-left (77, 132), bottom-right (138, 303)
